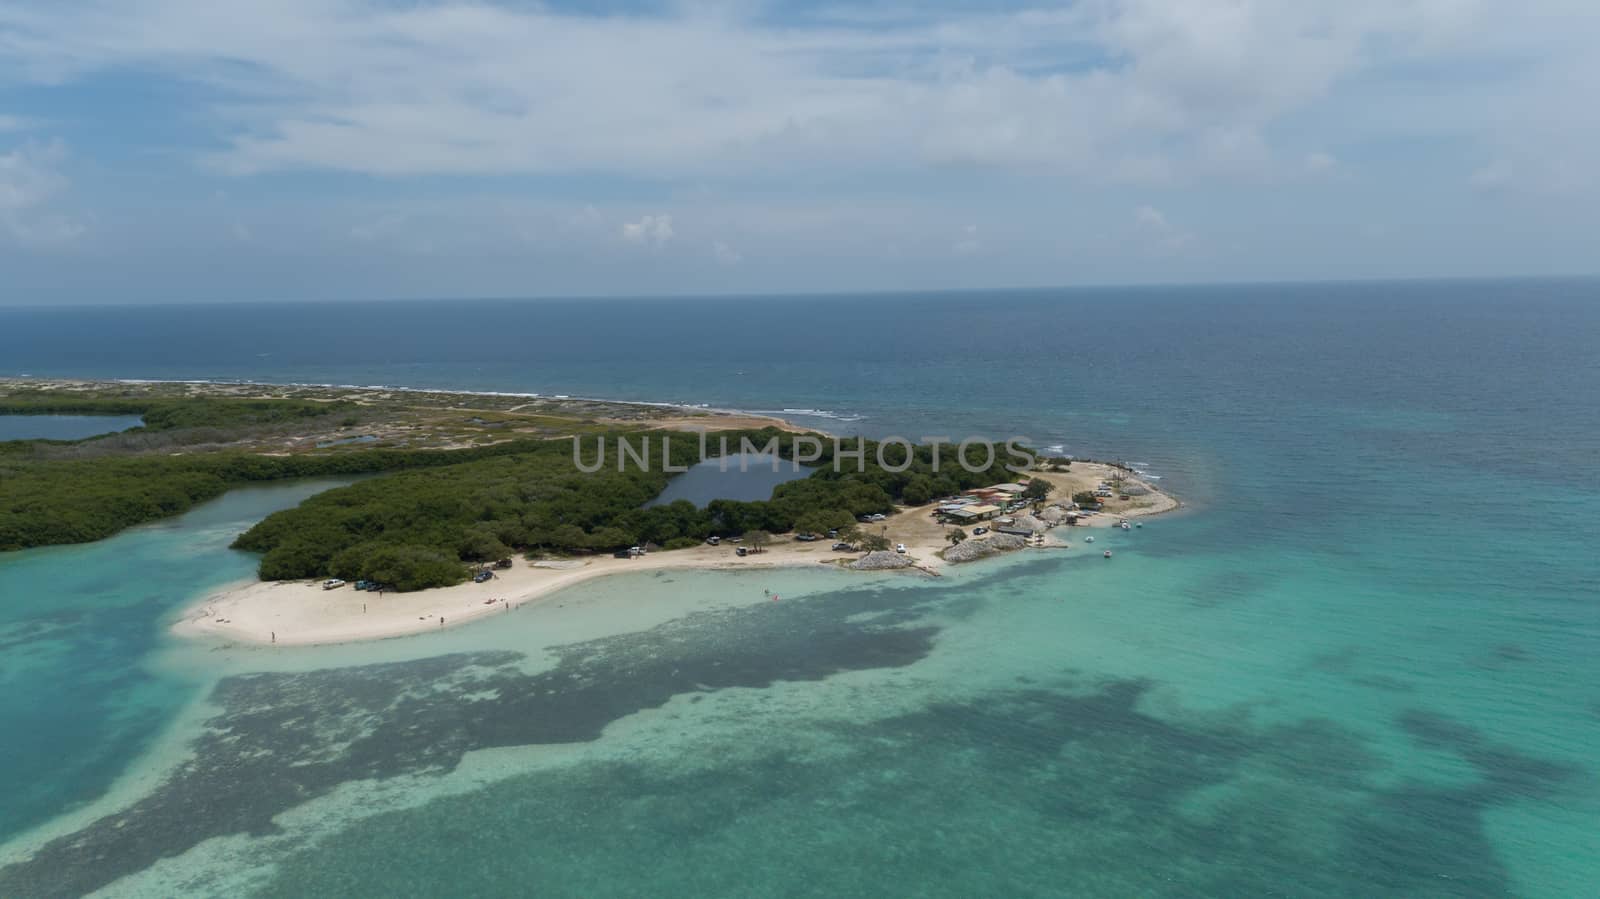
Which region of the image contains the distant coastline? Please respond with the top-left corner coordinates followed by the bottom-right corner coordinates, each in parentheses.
top-left (8, 375), bottom-right (863, 432)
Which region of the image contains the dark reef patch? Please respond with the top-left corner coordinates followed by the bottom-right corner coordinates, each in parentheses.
top-left (243, 681), bottom-right (1578, 898)
top-left (0, 580), bottom-right (944, 898)
top-left (0, 571), bottom-right (1582, 898)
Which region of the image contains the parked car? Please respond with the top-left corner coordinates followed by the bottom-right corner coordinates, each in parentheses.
top-left (973, 527), bottom-right (989, 536)
top-left (472, 570), bottom-right (493, 583)
top-left (827, 529), bottom-right (839, 538)
top-left (613, 549), bottom-right (633, 559)
top-left (832, 542), bottom-right (855, 552)
top-left (795, 533), bottom-right (819, 542)
top-left (493, 558), bottom-right (513, 570)
top-left (321, 578), bottom-right (346, 590)
top-left (706, 535), bottom-right (720, 546)
top-left (895, 543), bottom-right (907, 554)
top-left (736, 546), bottom-right (749, 557)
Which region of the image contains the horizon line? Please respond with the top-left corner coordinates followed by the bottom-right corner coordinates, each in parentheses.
top-left (2, 272), bottom-right (1596, 309)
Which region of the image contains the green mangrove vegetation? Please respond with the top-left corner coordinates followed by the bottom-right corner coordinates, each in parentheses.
top-left (0, 438), bottom-right (559, 551)
top-left (231, 433), bottom-right (1025, 590)
top-left (2, 387), bottom-right (1035, 592)
top-left (0, 393), bottom-right (348, 431)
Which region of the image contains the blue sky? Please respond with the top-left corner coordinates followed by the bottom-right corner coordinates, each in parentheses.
top-left (1, 0), bottom-right (1597, 303)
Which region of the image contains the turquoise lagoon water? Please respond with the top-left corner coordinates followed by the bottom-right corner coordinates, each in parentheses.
top-left (1, 280), bottom-right (1598, 896)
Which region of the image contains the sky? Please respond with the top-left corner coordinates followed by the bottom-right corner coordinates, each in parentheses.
top-left (1, 0), bottom-right (1598, 304)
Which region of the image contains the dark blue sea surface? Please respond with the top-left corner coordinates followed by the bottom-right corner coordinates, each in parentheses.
top-left (0, 279), bottom-right (1597, 896)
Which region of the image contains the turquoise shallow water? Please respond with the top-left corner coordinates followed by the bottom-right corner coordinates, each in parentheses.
top-left (1, 280), bottom-right (1597, 896)
top-left (0, 479), bottom-right (358, 843)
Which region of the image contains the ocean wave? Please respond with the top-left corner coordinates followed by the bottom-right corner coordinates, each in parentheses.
top-left (750, 408), bottom-right (867, 422)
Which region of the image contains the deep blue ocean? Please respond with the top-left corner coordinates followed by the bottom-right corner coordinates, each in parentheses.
top-left (1, 279), bottom-right (1597, 897)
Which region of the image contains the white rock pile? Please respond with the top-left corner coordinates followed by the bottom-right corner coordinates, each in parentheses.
top-left (848, 550), bottom-right (917, 571)
top-left (942, 533), bottom-right (1027, 563)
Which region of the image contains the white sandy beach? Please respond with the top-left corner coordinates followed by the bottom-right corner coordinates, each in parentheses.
top-left (174, 462), bottom-right (1176, 647)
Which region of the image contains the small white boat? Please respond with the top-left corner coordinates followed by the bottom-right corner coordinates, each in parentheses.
top-left (1085, 536), bottom-right (1095, 543)
top-left (1103, 550), bottom-right (1113, 558)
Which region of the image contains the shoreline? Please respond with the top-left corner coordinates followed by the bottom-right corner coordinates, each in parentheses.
top-left (2, 375), bottom-right (845, 433)
top-left (174, 461), bottom-right (1178, 648)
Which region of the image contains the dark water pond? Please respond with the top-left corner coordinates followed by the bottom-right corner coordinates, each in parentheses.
top-left (0, 414), bottom-right (144, 441)
top-left (645, 453), bottom-right (814, 507)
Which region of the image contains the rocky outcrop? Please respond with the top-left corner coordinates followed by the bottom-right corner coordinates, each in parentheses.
top-left (1009, 513), bottom-right (1046, 533)
top-left (848, 550), bottom-right (916, 571)
top-left (942, 533), bottom-right (1027, 564)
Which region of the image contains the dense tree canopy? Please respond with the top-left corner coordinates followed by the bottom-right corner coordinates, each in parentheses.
top-left (231, 434), bottom-right (1023, 589)
top-left (0, 394), bottom-right (347, 431)
top-left (0, 438), bottom-right (554, 551)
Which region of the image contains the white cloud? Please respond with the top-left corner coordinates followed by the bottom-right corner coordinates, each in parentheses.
top-left (0, 0), bottom-right (1580, 186)
top-left (1133, 204), bottom-right (1194, 252)
top-left (621, 214), bottom-right (674, 246)
top-left (712, 239), bottom-right (741, 265)
top-left (350, 214), bottom-right (407, 242)
top-left (953, 224), bottom-right (981, 255)
top-left (1304, 151), bottom-right (1339, 175)
top-left (1133, 206), bottom-right (1168, 230)
top-left (0, 140), bottom-right (84, 246)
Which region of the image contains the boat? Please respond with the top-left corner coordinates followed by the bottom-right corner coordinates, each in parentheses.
top-left (1085, 536), bottom-right (1094, 543)
top-left (1103, 550), bottom-right (1113, 558)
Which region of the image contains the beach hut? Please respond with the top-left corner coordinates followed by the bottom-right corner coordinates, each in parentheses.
top-left (964, 504), bottom-right (1002, 521)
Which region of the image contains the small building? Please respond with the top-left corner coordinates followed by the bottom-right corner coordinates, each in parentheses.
top-left (939, 503), bottom-right (1002, 525)
top-left (992, 483), bottom-right (1029, 494)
